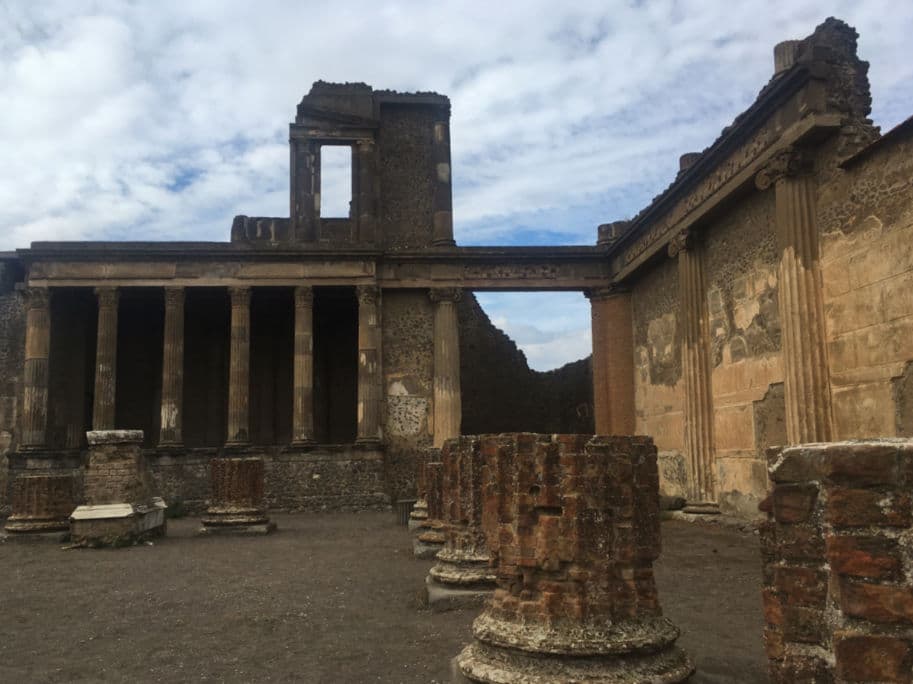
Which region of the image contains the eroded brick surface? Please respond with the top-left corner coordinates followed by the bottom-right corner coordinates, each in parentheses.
top-left (201, 456), bottom-right (270, 528)
top-left (4, 472), bottom-right (75, 533)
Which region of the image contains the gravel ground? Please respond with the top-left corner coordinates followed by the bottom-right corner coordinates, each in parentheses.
top-left (0, 513), bottom-right (766, 683)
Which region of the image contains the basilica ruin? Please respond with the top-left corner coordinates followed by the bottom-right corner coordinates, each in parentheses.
top-left (1, 16), bottom-right (913, 683)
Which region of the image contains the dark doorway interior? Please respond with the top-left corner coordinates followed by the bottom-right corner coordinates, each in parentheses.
top-left (184, 288), bottom-right (230, 448)
top-left (250, 288), bottom-right (294, 445)
top-left (314, 287), bottom-right (358, 443)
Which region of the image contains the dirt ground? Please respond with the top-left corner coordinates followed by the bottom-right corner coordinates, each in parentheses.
top-left (0, 514), bottom-right (766, 683)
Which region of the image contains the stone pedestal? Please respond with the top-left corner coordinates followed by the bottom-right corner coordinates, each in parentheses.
top-left (3, 472), bottom-right (76, 539)
top-left (453, 433), bottom-right (693, 683)
top-left (415, 459), bottom-right (445, 559)
top-left (70, 430), bottom-right (167, 546)
top-left (200, 456), bottom-right (275, 535)
top-left (409, 447), bottom-right (438, 532)
top-left (427, 436), bottom-right (495, 612)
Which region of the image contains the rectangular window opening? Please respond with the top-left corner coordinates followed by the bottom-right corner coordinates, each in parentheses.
top-left (320, 145), bottom-right (353, 218)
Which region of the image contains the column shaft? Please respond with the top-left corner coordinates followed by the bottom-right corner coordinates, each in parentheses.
top-left (227, 287), bottom-right (251, 445)
top-left (430, 289), bottom-right (462, 448)
top-left (356, 285), bottom-right (381, 443)
top-left (20, 288), bottom-right (51, 448)
top-left (292, 286), bottom-right (315, 445)
top-left (431, 119), bottom-right (455, 246)
top-left (159, 287), bottom-right (185, 446)
top-left (92, 287), bottom-right (119, 431)
top-left (776, 175), bottom-right (834, 443)
top-left (588, 288), bottom-right (635, 435)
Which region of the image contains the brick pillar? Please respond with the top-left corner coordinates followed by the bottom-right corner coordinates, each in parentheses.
top-left (669, 231), bottom-right (717, 511)
top-left (431, 117), bottom-right (455, 246)
top-left (586, 287), bottom-right (635, 435)
top-left (159, 287), bottom-right (184, 446)
top-left (20, 287), bottom-right (51, 449)
top-left (356, 140), bottom-right (377, 243)
top-left (454, 433), bottom-right (693, 682)
top-left (427, 437), bottom-right (494, 607)
top-left (92, 287), bottom-right (119, 431)
top-left (756, 148), bottom-right (834, 444)
top-left (760, 440), bottom-right (913, 682)
top-left (226, 287), bottom-right (251, 446)
top-left (292, 286), bottom-right (315, 446)
top-left (414, 451), bottom-right (445, 559)
top-left (356, 285), bottom-right (381, 445)
top-left (200, 456), bottom-right (274, 535)
top-left (430, 288), bottom-right (462, 448)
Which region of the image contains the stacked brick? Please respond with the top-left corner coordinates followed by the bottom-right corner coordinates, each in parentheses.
top-left (414, 455), bottom-right (445, 559)
top-left (201, 456), bottom-right (274, 534)
top-left (4, 473), bottom-right (76, 534)
top-left (760, 439), bottom-right (913, 683)
top-left (429, 436), bottom-right (495, 589)
top-left (454, 433), bottom-right (692, 683)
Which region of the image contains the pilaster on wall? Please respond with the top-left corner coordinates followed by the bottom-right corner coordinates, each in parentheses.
top-left (586, 287), bottom-right (635, 436)
top-left (669, 230), bottom-right (716, 507)
top-left (756, 147), bottom-right (834, 444)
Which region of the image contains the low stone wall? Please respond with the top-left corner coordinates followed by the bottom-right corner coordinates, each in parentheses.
top-left (760, 439), bottom-right (913, 682)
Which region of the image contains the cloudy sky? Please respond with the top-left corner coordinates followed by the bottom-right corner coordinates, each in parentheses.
top-left (2, 1), bottom-right (912, 370)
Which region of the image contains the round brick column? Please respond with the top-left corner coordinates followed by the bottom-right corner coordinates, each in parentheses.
top-left (4, 473), bottom-right (76, 534)
top-left (201, 457), bottom-right (274, 533)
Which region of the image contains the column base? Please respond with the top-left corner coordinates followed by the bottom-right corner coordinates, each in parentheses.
top-left (682, 501), bottom-right (721, 515)
top-left (200, 505), bottom-right (275, 535)
top-left (424, 575), bottom-right (492, 613)
top-left (354, 438), bottom-right (382, 449)
top-left (157, 441), bottom-right (184, 450)
top-left (289, 438), bottom-right (317, 450)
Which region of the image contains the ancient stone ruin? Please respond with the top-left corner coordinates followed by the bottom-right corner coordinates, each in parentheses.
top-left (200, 456), bottom-right (275, 535)
top-left (453, 433), bottom-right (693, 682)
top-left (414, 456), bottom-right (446, 559)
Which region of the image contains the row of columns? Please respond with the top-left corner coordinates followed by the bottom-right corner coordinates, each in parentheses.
top-left (590, 145), bottom-right (834, 507)
top-left (20, 283), bottom-right (464, 452)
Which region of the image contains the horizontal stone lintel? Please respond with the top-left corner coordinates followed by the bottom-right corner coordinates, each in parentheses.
top-left (87, 430), bottom-right (144, 446)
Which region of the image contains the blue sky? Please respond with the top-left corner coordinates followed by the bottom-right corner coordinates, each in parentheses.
top-left (2, 1), bottom-right (912, 370)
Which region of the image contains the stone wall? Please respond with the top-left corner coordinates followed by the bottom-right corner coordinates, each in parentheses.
top-left (760, 440), bottom-right (913, 682)
top-left (0, 265), bottom-right (24, 514)
top-left (458, 293), bottom-right (594, 437)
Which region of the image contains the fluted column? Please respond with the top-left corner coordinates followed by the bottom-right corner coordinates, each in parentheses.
top-left (756, 148), bottom-right (834, 443)
top-left (356, 140), bottom-right (377, 244)
top-left (159, 287), bottom-right (184, 446)
top-left (20, 288), bottom-right (51, 449)
top-left (356, 284), bottom-right (382, 444)
top-left (669, 231), bottom-right (716, 509)
top-left (587, 287), bottom-right (635, 435)
top-left (92, 287), bottom-right (119, 431)
top-left (226, 287), bottom-right (251, 446)
top-left (292, 285), bottom-right (315, 445)
top-left (430, 288), bottom-right (462, 448)
top-left (431, 117), bottom-right (455, 246)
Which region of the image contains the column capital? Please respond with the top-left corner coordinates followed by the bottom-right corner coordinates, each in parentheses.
top-left (294, 285), bottom-right (314, 308)
top-left (429, 287), bottom-right (462, 304)
top-left (584, 285), bottom-right (627, 301)
top-left (94, 286), bottom-right (119, 308)
top-left (667, 228), bottom-right (700, 259)
top-left (228, 286), bottom-right (251, 308)
top-left (356, 284), bottom-right (379, 306)
top-left (24, 287), bottom-right (51, 309)
top-left (754, 146), bottom-right (814, 191)
top-left (164, 286), bottom-right (185, 306)
top-left (355, 138), bottom-right (376, 152)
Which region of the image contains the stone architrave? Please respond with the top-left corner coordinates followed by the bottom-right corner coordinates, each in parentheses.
top-left (20, 287), bottom-right (51, 449)
top-left (200, 456), bottom-right (275, 535)
top-left (453, 433), bottom-right (693, 683)
top-left (586, 286), bottom-right (635, 436)
top-left (430, 288), bottom-right (462, 448)
top-left (415, 457), bottom-right (445, 559)
top-left (70, 430), bottom-right (167, 546)
top-left (3, 472), bottom-right (76, 538)
top-left (356, 284), bottom-right (382, 444)
top-left (755, 147), bottom-right (834, 444)
top-left (92, 287), bottom-right (119, 431)
top-left (426, 436), bottom-right (496, 611)
top-left (159, 286), bottom-right (185, 446)
top-left (669, 231), bottom-right (718, 514)
top-left (226, 286), bottom-right (252, 446)
top-left (292, 285), bottom-right (315, 445)
top-left (408, 446), bottom-right (436, 531)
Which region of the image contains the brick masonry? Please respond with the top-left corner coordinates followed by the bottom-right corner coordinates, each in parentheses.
top-left (760, 439), bottom-right (913, 682)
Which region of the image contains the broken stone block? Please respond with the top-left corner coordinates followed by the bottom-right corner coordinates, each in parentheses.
top-left (453, 433), bottom-right (693, 683)
top-left (70, 430), bottom-right (167, 547)
top-left (199, 455), bottom-right (275, 535)
top-left (426, 436), bottom-right (495, 611)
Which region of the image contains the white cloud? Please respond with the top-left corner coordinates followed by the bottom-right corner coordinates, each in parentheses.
top-left (1, 1), bottom-right (912, 368)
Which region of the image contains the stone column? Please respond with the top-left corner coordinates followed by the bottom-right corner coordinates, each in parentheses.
top-left (200, 456), bottom-right (274, 535)
top-left (92, 287), bottom-right (119, 431)
top-left (356, 285), bottom-right (381, 444)
top-left (430, 288), bottom-right (462, 448)
top-left (159, 287), bottom-right (184, 446)
top-left (756, 148), bottom-right (834, 443)
top-left (669, 231), bottom-right (717, 511)
top-left (3, 473), bottom-right (76, 536)
top-left (414, 455), bottom-right (445, 559)
top-left (431, 117), bottom-right (455, 246)
top-left (356, 140), bottom-right (377, 243)
top-left (587, 287), bottom-right (635, 435)
top-left (292, 285), bottom-right (315, 446)
top-left (20, 288), bottom-right (51, 449)
top-left (226, 287), bottom-right (251, 446)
